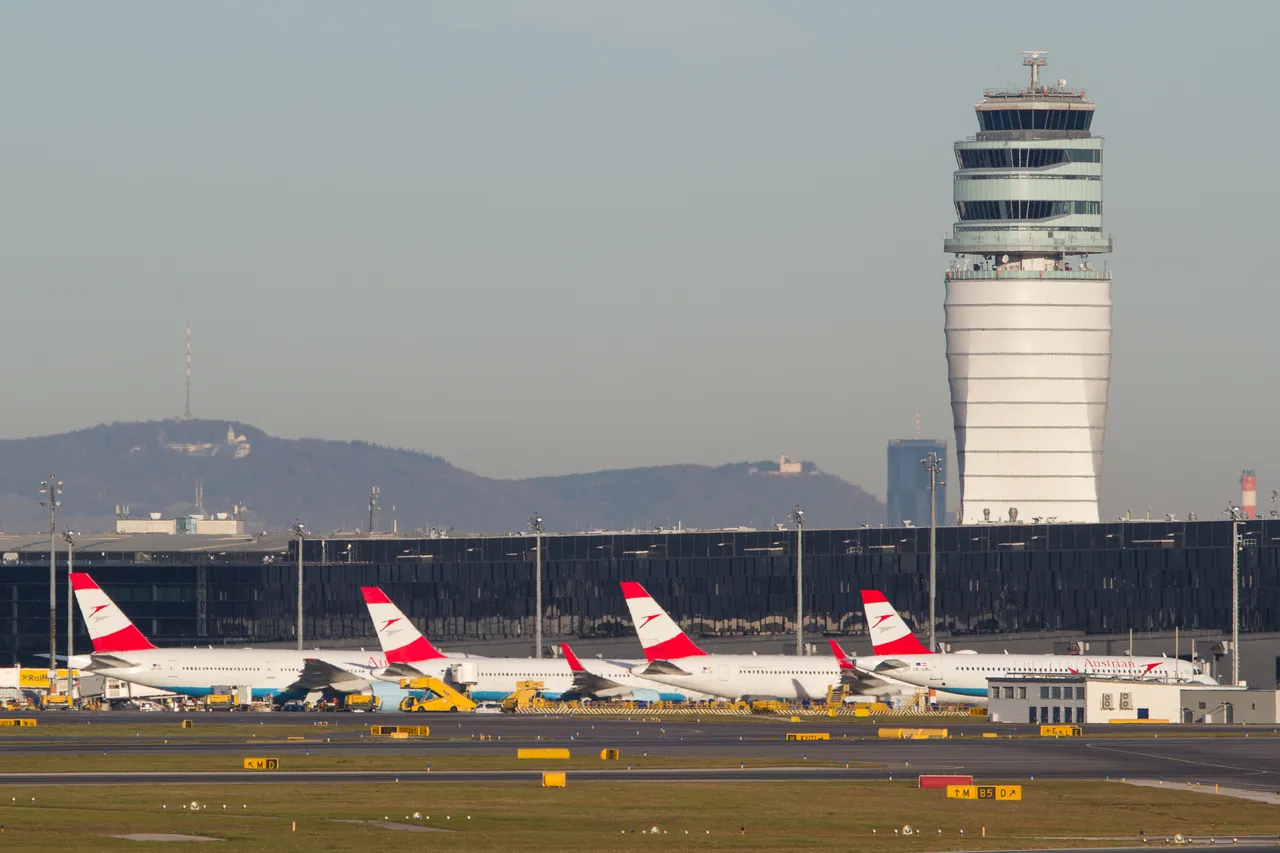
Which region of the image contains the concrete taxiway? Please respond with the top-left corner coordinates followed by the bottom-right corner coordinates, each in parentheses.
top-left (3, 714), bottom-right (1279, 791)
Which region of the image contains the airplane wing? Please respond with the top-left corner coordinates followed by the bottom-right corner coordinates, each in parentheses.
top-left (560, 643), bottom-right (632, 699)
top-left (82, 653), bottom-right (144, 672)
top-left (845, 660), bottom-right (918, 694)
top-left (569, 670), bottom-right (632, 699)
top-left (285, 658), bottom-right (373, 694)
top-left (639, 659), bottom-right (692, 677)
top-left (380, 662), bottom-right (427, 680)
top-left (828, 641), bottom-right (911, 694)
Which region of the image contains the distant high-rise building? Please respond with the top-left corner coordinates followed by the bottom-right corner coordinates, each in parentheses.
top-left (944, 51), bottom-right (1111, 524)
top-left (887, 439), bottom-right (947, 527)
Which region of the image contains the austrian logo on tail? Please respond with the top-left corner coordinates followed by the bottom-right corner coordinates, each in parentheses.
top-left (871, 614), bottom-right (894, 629)
top-left (381, 618), bottom-right (402, 631)
top-left (89, 604), bottom-right (111, 618)
top-left (639, 614), bottom-right (661, 629)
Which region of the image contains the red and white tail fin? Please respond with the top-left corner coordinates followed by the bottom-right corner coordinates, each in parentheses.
top-left (828, 639), bottom-right (854, 670)
top-left (560, 642), bottom-right (585, 673)
top-left (620, 581), bottom-right (705, 661)
top-left (861, 590), bottom-right (933, 655)
top-left (71, 573), bottom-right (156, 653)
top-left (361, 587), bottom-right (445, 663)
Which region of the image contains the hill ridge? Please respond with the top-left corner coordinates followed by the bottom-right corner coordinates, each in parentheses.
top-left (0, 419), bottom-right (883, 533)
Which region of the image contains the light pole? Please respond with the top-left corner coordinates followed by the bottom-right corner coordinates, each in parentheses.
top-left (292, 523), bottom-right (305, 650)
top-left (788, 505), bottom-right (805, 656)
top-left (62, 531), bottom-right (76, 698)
top-left (921, 452), bottom-right (944, 653)
top-left (1227, 506), bottom-right (1242, 686)
top-left (39, 477), bottom-right (62, 687)
top-left (528, 515), bottom-right (543, 659)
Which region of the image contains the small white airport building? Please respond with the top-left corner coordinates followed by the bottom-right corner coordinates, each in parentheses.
top-left (986, 675), bottom-right (1280, 725)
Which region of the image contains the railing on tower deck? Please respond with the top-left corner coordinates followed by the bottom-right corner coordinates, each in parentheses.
top-left (945, 237), bottom-right (1113, 255)
top-left (945, 269), bottom-right (1110, 281)
top-left (982, 87), bottom-right (1089, 100)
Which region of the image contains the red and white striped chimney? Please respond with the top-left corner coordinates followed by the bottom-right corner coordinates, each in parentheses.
top-left (1241, 469), bottom-right (1257, 519)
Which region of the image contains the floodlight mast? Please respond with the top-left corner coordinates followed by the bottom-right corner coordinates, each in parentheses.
top-left (529, 515), bottom-right (544, 659)
top-left (788, 505), bottom-right (806, 655)
top-left (39, 477), bottom-right (62, 687)
top-left (921, 452), bottom-right (944, 653)
top-left (1226, 505), bottom-right (1243, 686)
top-left (293, 523), bottom-right (306, 650)
top-left (62, 531), bottom-right (76, 698)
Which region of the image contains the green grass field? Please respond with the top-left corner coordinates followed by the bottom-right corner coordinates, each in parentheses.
top-left (0, 781), bottom-right (1275, 852)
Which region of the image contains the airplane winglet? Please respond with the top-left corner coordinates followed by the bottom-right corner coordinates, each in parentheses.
top-left (828, 639), bottom-right (854, 669)
top-left (561, 643), bottom-right (585, 672)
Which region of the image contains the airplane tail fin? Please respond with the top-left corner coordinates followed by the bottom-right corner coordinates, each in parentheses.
top-left (560, 643), bottom-right (585, 673)
top-left (620, 582), bottom-right (705, 661)
top-left (361, 587), bottom-right (445, 663)
top-left (70, 573), bottom-right (156, 653)
top-left (860, 590), bottom-right (933, 655)
top-left (828, 639), bottom-right (855, 670)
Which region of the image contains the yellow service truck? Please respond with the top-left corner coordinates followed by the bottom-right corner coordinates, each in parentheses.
top-left (397, 677), bottom-right (476, 713)
top-left (206, 685), bottom-right (253, 711)
top-left (343, 694), bottom-right (381, 712)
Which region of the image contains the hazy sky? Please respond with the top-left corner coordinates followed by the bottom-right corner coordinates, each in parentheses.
top-left (3, 2), bottom-right (1277, 519)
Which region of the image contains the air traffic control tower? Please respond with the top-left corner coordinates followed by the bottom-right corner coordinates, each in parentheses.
top-left (945, 52), bottom-right (1111, 525)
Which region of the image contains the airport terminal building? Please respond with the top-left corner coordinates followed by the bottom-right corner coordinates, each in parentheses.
top-left (3, 519), bottom-right (1279, 683)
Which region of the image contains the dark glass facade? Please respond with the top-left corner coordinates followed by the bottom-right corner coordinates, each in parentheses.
top-left (3, 520), bottom-right (1279, 666)
top-left (957, 148), bottom-right (1101, 169)
top-left (955, 200), bottom-right (1101, 220)
top-left (978, 109), bottom-right (1093, 131)
top-left (886, 439), bottom-right (947, 527)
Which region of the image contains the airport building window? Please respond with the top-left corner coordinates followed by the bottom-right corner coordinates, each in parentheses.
top-left (1041, 706), bottom-right (1049, 721)
top-left (989, 686), bottom-right (999, 699)
top-left (1017, 686), bottom-right (1027, 699)
top-left (1052, 706), bottom-right (1061, 723)
top-left (1040, 686), bottom-right (1050, 700)
top-left (978, 109), bottom-right (1094, 132)
top-left (957, 147), bottom-right (1101, 168)
top-left (1063, 707), bottom-right (1073, 723)
top-left (1028, 707), bottom-right (1037, 724)
top-left (1077, 706), bottom-right (1085, 722)
top-left (1051, 686), bottom-right (1062, 699)
top-left (954, 199), bottom-right (1101, 220)
top-left (1002, 686), bottom-right (1014, 699)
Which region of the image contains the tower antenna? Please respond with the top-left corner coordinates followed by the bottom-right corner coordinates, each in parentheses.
top-left (1020, 50), bottom-right (1049, 90)
top-left (184, 320), bottom-right (192, 420)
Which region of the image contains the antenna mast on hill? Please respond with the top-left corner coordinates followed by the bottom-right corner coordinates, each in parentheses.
top-left (184, 320), bottom-right (192, 420)
top-left (368, 485), bottom-right (380, 533)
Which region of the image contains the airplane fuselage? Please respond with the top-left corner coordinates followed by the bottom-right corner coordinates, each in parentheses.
top-left (636, 655), bottom-right (844, 701)
top-left (852, 652), bottom-right (1213, 704)
top-left (395, 657), bottom-right (700, 702)
top-left (88, 648), bottom-right (381, 700)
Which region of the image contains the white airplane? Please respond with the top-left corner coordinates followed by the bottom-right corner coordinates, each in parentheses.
top-left (835, 590), bottom-right (1216, 705)
top-left (71, 572), bottom-right (389, 702)
top-left (621, 582), bottom-right (843, 701)
top-left (361, 587), bottom-right (706, 703)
